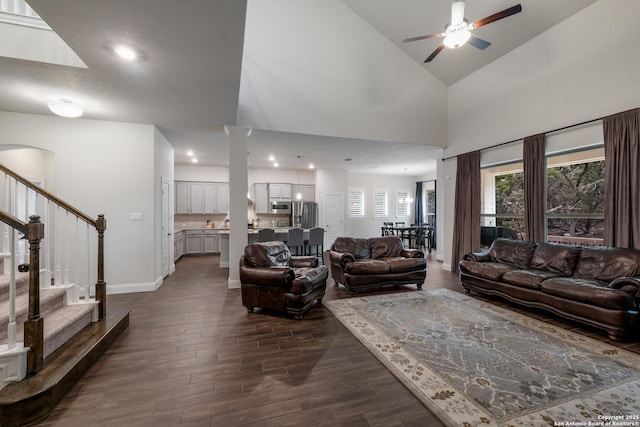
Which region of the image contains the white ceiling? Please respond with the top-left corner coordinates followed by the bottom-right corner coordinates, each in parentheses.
top-left (0, 0), bottom-right (597, 175)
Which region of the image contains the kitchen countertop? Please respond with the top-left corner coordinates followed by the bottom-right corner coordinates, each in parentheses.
top-left (175, 227), bottom-right (313, 233)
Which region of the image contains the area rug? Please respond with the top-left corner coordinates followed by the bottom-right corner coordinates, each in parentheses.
top-left (324, 289), bottom-right (640, 427)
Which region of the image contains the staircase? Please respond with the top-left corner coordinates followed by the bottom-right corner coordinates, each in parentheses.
top-left (0, 162), bottom-right (129, 426)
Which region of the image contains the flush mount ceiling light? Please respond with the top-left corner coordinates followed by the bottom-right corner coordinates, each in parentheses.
top-left (113, 44), bottom-right (138, 61)
top-left (191, 157), bottom-right (198, 163)
top-left (47, 98), bottom-right (83, 118)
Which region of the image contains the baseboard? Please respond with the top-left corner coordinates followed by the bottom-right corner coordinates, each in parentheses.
top-left (442, 263), bottom-right (452, 272)
top-left (106, 277), bottom-right (163, 295)
top-left (436, 254), bottom-right (444, 261)
top-left (227, 278), bottom-right (240, 289)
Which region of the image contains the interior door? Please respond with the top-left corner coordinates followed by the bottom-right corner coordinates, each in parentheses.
top-left (324, 192), bottom-right (344, 248)
top-left (161, 178), bottom-right (170, 278)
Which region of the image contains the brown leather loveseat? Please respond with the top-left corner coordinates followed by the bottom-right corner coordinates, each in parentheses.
top-left (459, 238), bottom-right (640, 340)
top-left (240, 241), bottom-right (328, 319)
top-left (328, 236), bottom-right (426, 294)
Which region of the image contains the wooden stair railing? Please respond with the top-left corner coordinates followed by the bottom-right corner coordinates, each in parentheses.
top-left (0, 211), bottom-right (44, 374)
top-left (0, 162), bottom-right (106, 375)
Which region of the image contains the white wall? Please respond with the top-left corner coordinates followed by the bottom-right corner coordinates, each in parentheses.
top-left (0, 147), bottom-right (54, 187)
top-left (0, 111), bottom-right (161, 291)
top-left (440, 0), bottom-right (640, 270)
top-left (238, 0), bottom-right (447, 147)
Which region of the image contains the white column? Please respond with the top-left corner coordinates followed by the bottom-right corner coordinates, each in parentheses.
top-left (224, 125), bottom-right (251, 289)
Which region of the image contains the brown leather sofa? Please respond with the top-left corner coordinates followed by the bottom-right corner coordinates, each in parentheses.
top-left (459, 238), bottom-right (640, 340)
top-left (240, 241), bottom-right (328, 319)
top-left (328, 236), bottom-right (426, 294)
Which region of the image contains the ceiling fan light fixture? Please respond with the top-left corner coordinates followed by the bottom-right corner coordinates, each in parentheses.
top-left (443, 26), bottom-right (471, 48)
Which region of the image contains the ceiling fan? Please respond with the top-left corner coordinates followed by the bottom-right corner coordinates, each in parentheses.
top-left (403, 2), bottom-right (522, 63)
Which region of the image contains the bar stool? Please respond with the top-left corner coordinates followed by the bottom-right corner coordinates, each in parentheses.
top-left (305, 227), bottom-right (324, 264)
top-left (286, 227), bottom-right (304, 255)
top-left (258, 228), bottom-right (276, 242)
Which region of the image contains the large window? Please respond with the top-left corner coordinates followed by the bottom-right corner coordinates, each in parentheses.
top-left (546, 147), bottom-right (604, 244)
top-left (481, 162), bottom-right (525, 243)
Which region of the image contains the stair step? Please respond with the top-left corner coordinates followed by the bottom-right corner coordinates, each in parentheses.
top-left (0, 288), bottom-right (67, 343)
top-left (42, 303), bottom-right (96, 358)
top-left (0, 273), bottom-right (29, 302)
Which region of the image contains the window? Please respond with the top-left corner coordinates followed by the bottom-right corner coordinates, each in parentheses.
top-left (546, 147), bottom-right (604, 245)
top-left (373, 189), bottom-right (388, 217)
top-left (395, 190), bottom-right (412, 218)
top-left (348, 188), bottom-right (365, 217)
top-left (480, 161), bottom-right (525, 244)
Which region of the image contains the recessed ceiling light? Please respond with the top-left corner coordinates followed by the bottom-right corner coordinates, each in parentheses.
top-left (268, 155), bottom-right (275, 162)
top-left (47, 98), bottom-right (83, 118)
top-left (114, 45), bottom-right (138, 61)
top-left (273, 162), bottom-right (279, 167)
top-left (186, 150), bottom-right (194, 156)
top-left (344, 158), bottom-right (352, 162)
top-left (308, 163), bottom-right (315, 169)
top-left (191, 157), bottom-right (198, 163)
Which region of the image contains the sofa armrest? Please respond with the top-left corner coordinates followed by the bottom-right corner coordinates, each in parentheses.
top-left (290, 256), bottom-right (318, 268)
top-left (609, 277), bottom-right (640, 305)
top-left (239, 265), bottom-right (294, 289)
top-left (401, 249), bottom-right (424, 258)
top-left (328, 250), bottom-right (355, 269)
top-left (463, 252), bottom-right (492, 262)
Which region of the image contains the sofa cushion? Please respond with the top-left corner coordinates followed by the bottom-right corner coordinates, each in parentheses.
top-left (380, 257), bottom-right (426, 274)
top-left (290, 266), bottom-right (329, 294)
top-left (244, 241), bottom-right (291, 267)
top-left (530, 242), bottom-right (581, 276)
top-left (573, 247), bottom-right (640, 282)
top-left (540, 277), bottom-right (635, 310)
top-left (488, 239), bottom-right (537, 268)
top-left (344, 259), bottom-right (390, 275)
top-left (458, 261), bottom-right (517, 281)
top-left (502, 269), bottom-right (563, 290)
top-left (331, 237), bottom-right (371, 259)
top-left (370, 236), bottom-right (403, 259)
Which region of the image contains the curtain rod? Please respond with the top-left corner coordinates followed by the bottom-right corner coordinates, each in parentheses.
top-left (441, 116), bottom-right (603, 162)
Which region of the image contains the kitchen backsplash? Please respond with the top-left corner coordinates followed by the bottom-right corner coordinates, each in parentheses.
top-left (174, 213), bottom-right (291, 229)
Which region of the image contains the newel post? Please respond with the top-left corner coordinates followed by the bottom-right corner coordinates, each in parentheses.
top-left (24, 215), bottom-right (45, 375)
top-left (96, 214), bottom-right (107, 319)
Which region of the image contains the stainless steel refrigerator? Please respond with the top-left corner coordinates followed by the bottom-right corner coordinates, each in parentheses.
top-left (292, 202), bottom-right (318, 228)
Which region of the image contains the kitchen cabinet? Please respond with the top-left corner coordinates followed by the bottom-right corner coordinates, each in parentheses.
top-left (204, 230), bottom-right (219, 253)
top-left (174, 230), bottom-right (185, 261)
top-left (185, 230), bottom-right (204, 254)
top-left (253, 183), bottom-right (269, 214)
top-left (291, 184), bottom-right (315, 202)
top-left (268, 183), bottom-right (291, 201)
top-left (175, 181), bottom-right (229, 214)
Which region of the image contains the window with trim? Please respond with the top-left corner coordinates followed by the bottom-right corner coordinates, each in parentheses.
top-left (546, 147), bottom-right (604, 244)
top-left (373, 189), bottom-right (388, 217)
top-left (348, 188), bottom-right (365, 217)
top-left (395, 190), bottom-right (412, 218)
top-left (480, 161), bottom-right (525, 245)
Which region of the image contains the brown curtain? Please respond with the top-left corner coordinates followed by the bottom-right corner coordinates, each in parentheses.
top-left (603, 108), bottom-right (640, 249)
top-left (451, 151), bottom-right (480, 272)
top-left (523, 134), bottom-right (546, 243)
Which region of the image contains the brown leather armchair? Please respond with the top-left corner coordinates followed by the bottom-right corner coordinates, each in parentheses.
top-left (240, 241), bottom-right (328, 319)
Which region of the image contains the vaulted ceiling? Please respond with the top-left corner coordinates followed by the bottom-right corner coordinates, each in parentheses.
top-left (0, 0), bottom-right (597, 175)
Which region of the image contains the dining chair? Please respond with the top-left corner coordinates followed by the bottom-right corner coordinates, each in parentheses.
top-left (286, 227), bottom-right (304, 255)
top-left (258, 228), bottom-right (276, 242)
top-left (305, 227), bottom-right (324, 264)
top-left (382, 222), bottom-right (394, 236)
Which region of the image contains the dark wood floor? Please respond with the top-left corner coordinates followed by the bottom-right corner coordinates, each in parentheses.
top-left (31, 252), bottom-right (640, 427)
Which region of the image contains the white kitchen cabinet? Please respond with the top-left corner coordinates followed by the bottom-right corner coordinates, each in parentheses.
top-left (175, 181), bottom-right (229, 214)
top-left (185, 230), bottom-right (204, 254)
top-left (175, 182), bottom-right (190, 214)
top-left (174, 230), bottom-right (185, 261)
top-left (254, 183), bottom-right (269, 214)
top-left (291, 184), bottom-right (315, 202)
top-left (204, 230), bottom-right (219, 253)
top-left (268, 183), bottom-right (291, 201)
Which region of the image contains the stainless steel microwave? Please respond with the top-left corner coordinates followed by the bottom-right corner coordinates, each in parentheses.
top-left (271, 201), bottom-right (291, 214)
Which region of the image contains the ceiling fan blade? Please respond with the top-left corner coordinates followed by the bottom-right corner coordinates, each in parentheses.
top-left (451, 1), bottom-right (466, 25)
top-left (425, 44), bottom-right (445, 63)
top-left (467, 34), bottom-right (491, 50)
top-left (472, 4), bottom-right (522, 29)
top-left (403, 32), bottom-right (444, 43)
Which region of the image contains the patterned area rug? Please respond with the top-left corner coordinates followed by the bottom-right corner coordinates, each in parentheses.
top-left (324, 289), bottom-right (640, 427)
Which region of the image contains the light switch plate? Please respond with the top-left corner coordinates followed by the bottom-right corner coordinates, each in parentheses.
top-left (130, 212), bottom-right (143, 221)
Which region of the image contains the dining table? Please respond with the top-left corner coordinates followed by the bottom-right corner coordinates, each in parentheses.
top-left (381, 224), bottom-right (433, 252)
